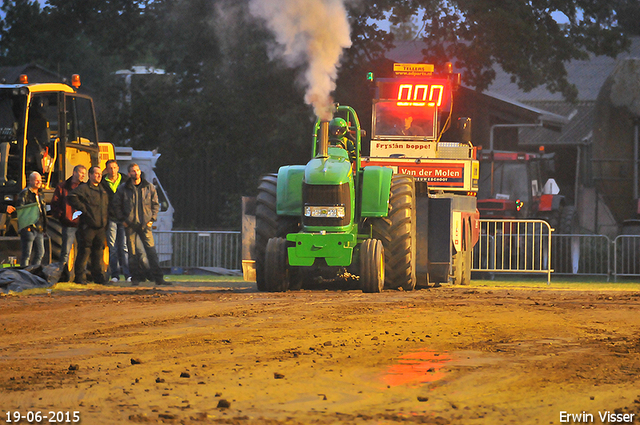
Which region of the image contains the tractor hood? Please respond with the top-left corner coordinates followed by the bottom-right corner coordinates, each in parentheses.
top-left (305, 156), bottom-right (352, 186)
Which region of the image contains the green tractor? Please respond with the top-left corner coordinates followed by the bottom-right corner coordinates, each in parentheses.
top-left (254, 105), bottom-right (416, 292)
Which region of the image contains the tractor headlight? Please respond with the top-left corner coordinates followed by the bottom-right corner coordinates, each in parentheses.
top-left (304, 206), bottom-right (345, 218)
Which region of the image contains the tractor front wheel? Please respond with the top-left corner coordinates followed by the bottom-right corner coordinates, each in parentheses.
top-left (264, 237), bottom-right (290, 292)
top-left (360, 239), bottom-right (384, 293)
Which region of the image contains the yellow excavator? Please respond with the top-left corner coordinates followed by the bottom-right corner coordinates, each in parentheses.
top-left (0, 73), bottom-right (114, 268)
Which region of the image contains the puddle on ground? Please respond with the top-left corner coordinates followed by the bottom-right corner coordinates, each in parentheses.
top-left (382, 351), bottom-right (452, 387)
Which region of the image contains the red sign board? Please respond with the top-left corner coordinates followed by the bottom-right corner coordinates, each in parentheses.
top-left (363, 160), bottom-right (465, 186)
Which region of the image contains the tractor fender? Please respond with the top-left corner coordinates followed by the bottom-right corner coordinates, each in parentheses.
top-left (276, 165), bottom-right (305, 216)
top-left (360, 166), bottom-right (393, 217)
top-left (538, 194), bottom-right (565, 212)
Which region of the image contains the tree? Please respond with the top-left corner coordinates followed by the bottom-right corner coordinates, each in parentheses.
top-left (0, 0), bottom-right (634, 228)
top-left (140, 0), bottom-right (313, 228)
top-left (341, 0), bottom-right (631, 102)
top-left (616, 0), bottom-right (640, 36)
top-left (0, 0), bottom-right (49, 64)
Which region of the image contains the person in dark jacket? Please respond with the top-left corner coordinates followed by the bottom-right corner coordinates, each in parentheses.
top-left (68, 166), bottom-right (109, 284)
top-left (51, 164), bottom-right (86, 274)
top-left (114, 163), bottom-right (169, 286)
top-left (101, 159), bottom-right (131, 282)
top-left (16, 172), bottom-right (47, 266)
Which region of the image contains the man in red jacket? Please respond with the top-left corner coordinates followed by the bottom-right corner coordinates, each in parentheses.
top-left (51, 165), bottom-right (86, 278)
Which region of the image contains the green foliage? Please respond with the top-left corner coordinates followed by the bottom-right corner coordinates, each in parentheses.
top-left (342, 0), bottom-right (630, 102)
top-left (615, 0), bottom-right (640, 36)
top-left (0, 0), bottom-right (49, 63)
top-left (0, 0), bottom-right (634, 227)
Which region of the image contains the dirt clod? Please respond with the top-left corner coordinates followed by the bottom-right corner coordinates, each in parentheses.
top-left (217, 399), bottom-right (231, 409)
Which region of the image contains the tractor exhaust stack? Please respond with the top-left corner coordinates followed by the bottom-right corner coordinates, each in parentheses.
top-left (318, 120), bottom-right (329, 158)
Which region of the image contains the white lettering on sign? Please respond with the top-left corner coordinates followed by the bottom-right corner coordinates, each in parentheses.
top-left (370, 142), bottom-right (436, 158)
top-left (397, 167), bottom-right (461, 178)
top-left (375, 142), bottom-right (405, 150)
top-left (434, 169), bottom-right (461, 178)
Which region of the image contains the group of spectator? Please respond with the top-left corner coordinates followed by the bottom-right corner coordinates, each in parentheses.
top-left (15, 160), bottom-right (169, 286)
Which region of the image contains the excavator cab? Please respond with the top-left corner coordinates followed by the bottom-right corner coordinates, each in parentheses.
top-left (0, 77), bottom-right (102, 245)
top-left (0, 85), bottom-right (99, 194)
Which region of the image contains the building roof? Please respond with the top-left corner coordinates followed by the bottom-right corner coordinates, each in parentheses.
top-left (0, 63), bottom-right (64, 84)
top-left (480, 89), bottom-right (568, 126)
top-left (387, 37), bottom-right (640, 102)
top-left (486, 37), bottom-right (640, 102)
top-left (385, 36), bottom-right (640, 146)
top-left (473, 37), bottom-right (640, 146)
top-left (518, 101), bottom-right (594, 145)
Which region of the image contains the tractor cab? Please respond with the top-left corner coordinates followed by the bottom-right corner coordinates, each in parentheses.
top-left (477, 150), bottom-right (558, 219)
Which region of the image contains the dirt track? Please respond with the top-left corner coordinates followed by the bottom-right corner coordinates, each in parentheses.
top-left (2, 280), bottom-right (640, 424)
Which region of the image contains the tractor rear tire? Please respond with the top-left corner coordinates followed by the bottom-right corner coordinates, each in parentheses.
top-left (559, 205), bottom-right (578, 234)
top-left (360, 239), bottom-right (384, 293)
top-left (264, 237), bottom-right (289, 292)
top-left (255, 174), bottom-right (299, 291)
top-left (371, 174), bottom-right (416, 290)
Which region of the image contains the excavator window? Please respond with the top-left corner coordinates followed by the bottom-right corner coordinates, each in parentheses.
top-left (65, 96), bottom-right (97, 146)
top-left (0, 90), bottom-right (25, 186)
top-left (25, 94), bottom-right (60, 177)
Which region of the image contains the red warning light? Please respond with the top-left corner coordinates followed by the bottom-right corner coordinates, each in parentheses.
top-left (71, 74), bottom-right (81, 88)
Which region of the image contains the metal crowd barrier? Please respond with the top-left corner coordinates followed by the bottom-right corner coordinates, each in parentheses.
top-left (472, 219), bottom-right (553, 284)
top-left (149, 229), bottom-right (636, 280)
top-left (551, 234), bottom-right (611, 278)
top-left (613, 235), bottom-right (640, 280)
top-left (153, 230), bottom-right (242, 271)
top-left (472, 226), bottom-right (628, 281)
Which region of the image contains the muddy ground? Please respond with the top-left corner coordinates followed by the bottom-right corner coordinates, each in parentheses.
top-left (1, 279), bottom-right (640, 425)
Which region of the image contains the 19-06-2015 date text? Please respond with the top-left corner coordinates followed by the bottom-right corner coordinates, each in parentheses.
top-left (5, 411), bottom-right (80, 423)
